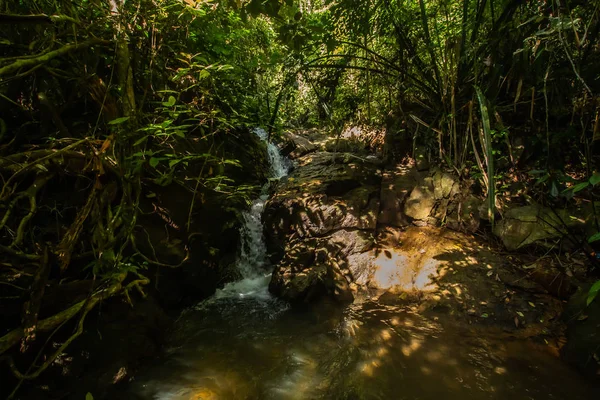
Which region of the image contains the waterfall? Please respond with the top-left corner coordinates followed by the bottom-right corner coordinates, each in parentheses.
top-left (212, 127), bottom-right (289, 300)
top-left (252, 127), bottom-right (290, 179)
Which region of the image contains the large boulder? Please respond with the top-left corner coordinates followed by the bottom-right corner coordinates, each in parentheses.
top-left (265, 148), bottom-right (489, 304)
top-left (493, 205), bottom-right (584, 251)
top-left (265, 152), bottom-right (382, 303)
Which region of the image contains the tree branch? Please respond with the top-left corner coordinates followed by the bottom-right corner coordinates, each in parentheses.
top-left (0, 39), bottom-right (109, 77)
top-left (0, 13), bottom-right (80, 25)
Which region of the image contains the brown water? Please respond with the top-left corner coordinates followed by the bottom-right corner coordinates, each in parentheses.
top-left (127, 281), bottom-right (599, 400)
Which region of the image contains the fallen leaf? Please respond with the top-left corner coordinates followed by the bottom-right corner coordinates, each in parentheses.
top-left (528, 302), bottom-right (536, 308)
top-left (487, 270), bottom-right (493, 277)
top-left (517, 311), bottom-right (525, 317)
top-left (514, 317), bottom-right (520, 327)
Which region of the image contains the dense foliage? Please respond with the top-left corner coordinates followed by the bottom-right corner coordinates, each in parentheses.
top-left (1, 0), bottom-right (599, 397)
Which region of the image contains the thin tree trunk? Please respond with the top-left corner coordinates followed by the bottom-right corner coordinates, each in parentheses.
top-left (108, 0), bottom-right (136, 119)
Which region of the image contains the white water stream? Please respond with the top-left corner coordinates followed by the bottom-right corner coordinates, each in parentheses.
top-left (208, 128), bottom-right (289, 303)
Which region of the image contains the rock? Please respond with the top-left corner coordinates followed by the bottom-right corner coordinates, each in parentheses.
top-left (377, 165), bottom-right (420, 227)
top-left (432, 170), bottom-right (459, 200)
top-left (562, 285), bottom-right (600, 380)
top-left (323, 138), bottom-right (364, 154)
top-left (404, 177), bottom-right (435, 221)
top-left (445, 195), bottom-right (482, 233)
top-left (264, 152), bottom-right (381, 258)
top-left (265, 151), bottom-right (382, 304)
top-left (279, 130), bottom-right (318, 159)
top-left (493, 205), bottom-right (584, 250)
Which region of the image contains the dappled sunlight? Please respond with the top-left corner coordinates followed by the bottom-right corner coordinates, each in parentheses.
top-left (128, 295), bottom-right (599, 400)
top-left (401, 337), bottom-right (423, 357)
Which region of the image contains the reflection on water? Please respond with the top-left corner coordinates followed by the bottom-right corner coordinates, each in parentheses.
top-left (128, 295), bottom-right (599, 400)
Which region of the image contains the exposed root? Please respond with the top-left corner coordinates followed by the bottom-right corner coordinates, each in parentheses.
top-left (11, 174), bottom-right (52, 248)
top-left (0, 138), bottom-right (89, 200)
top-left (0, 272), bottom-right (148, 371)
top-left (56, 179), bottom-right (98, 272)
top-left (20, 247), bottom-right (50, 353)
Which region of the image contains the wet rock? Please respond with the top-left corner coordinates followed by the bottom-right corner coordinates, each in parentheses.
top-left (493, 205), bottom-right (584, 251)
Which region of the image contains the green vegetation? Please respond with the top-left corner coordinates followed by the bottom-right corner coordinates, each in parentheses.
top-left (0, 0), bottom-right (599, 397)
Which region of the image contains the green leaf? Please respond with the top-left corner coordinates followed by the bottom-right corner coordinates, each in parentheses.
top-left (108, 117), bottom-right (130, 125)
top-left (133, 136), bottom-right (148, 146)
top-left (162, 96), bottom-right (176, 107)
top-left (173, 130), bottom-right (186, 138)
top-left (169, 159), bottom-right (181, 168)
top-left (590, 173), bottom-right (600, 186)
top-left (587, 281), bottom-right (600, 306)
top-left (149, 157), bottom-right (160, 168)
top-left (86, 393), bottom-right (94, 400)
top-left (570, 182), bottom-right (589, 194)
top-left (199, 69), bottom-right (211, 80)
top-left (588, 232), bottom-right (600, 243)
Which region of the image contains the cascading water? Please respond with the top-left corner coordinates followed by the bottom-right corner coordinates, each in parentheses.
top-left (211, 127), bottom-right (289, 301)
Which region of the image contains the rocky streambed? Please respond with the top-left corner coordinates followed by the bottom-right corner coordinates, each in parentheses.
top-left (264, 128), bottom-right (600, 381)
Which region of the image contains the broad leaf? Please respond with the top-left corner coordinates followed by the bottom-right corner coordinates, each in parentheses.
top-left (149, 157), bottom-right (161, 168)
top-left (588, 232), bottom-right (600, 243)
top-left (571, 182), bottom-right (589, 194)
top-left (587, 281), bottom-right (600, 306)
top-left (108, 117), bottom-right (130, 125)
top-left (162, 96), bottom-right (176, 107)
top-left (590, 173), bottom-right (600, 186)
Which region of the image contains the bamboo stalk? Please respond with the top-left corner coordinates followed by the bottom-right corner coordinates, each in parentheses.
top-left (475, 86), bottom-right (495, 227)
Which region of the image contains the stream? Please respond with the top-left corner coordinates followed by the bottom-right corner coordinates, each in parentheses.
top-left (127, 129), bottom-right (600, 400)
